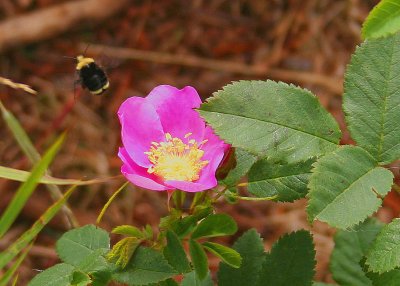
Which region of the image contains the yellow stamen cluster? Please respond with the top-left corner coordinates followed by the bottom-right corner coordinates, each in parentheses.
top-left (145, 133), bottom-right (209, 182)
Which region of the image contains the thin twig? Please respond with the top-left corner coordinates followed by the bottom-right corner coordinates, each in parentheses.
top-left (81, 43), bottom-right (343, 95)
top-left (0, 0), bottom-right (129, 51)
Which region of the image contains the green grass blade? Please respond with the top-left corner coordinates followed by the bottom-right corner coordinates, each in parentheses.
top-left (0, 244), bottom-right (32, 286)
top-left (0, 100), bottom-right (78, 228)
top-left (0, 100), bottom-right (40, 162)
top-left (11, 275), bottom-right (18, 286)
top-left (96, 182), bottom-right (128, 224)
top-left (0, 185), bottom-right (76, 269)
top-left (0, 133), bottom-right (65, 239)
top-left (0, 166), bottom-right (117, 185)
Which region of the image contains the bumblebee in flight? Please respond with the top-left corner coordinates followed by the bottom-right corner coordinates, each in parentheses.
top-left (76, 55), bottom-right (109, 95)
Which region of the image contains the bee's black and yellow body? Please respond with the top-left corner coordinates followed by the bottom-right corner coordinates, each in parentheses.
top-left (76, 55), bottom-right (109, 95)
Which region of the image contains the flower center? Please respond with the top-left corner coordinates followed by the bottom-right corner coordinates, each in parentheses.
top-left (145, 133), bottom-right (209, 182)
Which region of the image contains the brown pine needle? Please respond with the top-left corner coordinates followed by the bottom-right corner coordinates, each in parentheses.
top-left (0, 76), bottom-right (37, 95)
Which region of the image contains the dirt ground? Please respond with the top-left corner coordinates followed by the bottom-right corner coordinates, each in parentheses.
top-left (1, 0), bottom-right (399, 284)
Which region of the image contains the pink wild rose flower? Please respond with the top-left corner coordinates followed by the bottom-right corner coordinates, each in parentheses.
top-left (118, 85), bottom-right (228, 192)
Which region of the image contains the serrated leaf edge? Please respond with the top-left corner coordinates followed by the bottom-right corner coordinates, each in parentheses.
top-left (199, 80), bottom-right (341, 147)
top-left (342, 34), bottom-right (400, 165)
top-left (306, 146), bottom-right (393, 228)
top-left (264, 230), bottom-right (317, 279)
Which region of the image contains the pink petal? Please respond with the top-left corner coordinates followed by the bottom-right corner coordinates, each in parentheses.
top-left (202, 126), bottom-right (228, 152)
top-left (165, 180), bottom-right (216, 193)
top-left (196, 127), bottom-right (228, 185)
top-left (160, 108), bottom-right (206, 143)
top-left (119, 148), bottom-right (171, 191)
top-left (147, 85), bottom-right (205, 142)
top-left (118, 97), bottom-right (164, 168)
top-left (147, 85), bottom-right (201, 109)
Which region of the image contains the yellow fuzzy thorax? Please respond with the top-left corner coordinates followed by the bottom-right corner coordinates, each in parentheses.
top-left (76, 55), bottom-right (94, 70)
top-left (145, 133), bottom-right (209, 182)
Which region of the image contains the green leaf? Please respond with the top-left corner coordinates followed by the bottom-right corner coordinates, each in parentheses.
top-left (90, 271), bottom-right (112, 286)
top-left (257, 230), bottom-right (316, 286)
top-left (0, 100), bottom-right (40, 163)
top-left (366, 218), bottom-right (400, 273)
top-left (247, 158), bottom-right (313, 202)
top-left (198, 80), bottom-right (341, 163)
top-left (108, 237), bottom-right (140, 269)
top-left (0, 186), bottom-right (76, 269)
top-left (221, 148), bottom-right (257, 187)
top-left (162, 207), bottom-right (213, 238)
top-left (56, 224), bottom-right (110, 267)
top-left (112, 225), bottom-right (144, 238)
top-left (143, 225), bottom-right (153, 239)
top-left (224, 187), bottom-right (239, 204)
top-left (362, 0), bottom-right (400, 39)
top-left (112, 246), bottom-right (176, 285)
top-left (218, 229), bottom-right (265, 286)
top-left (343, 32), bottom-right (400, 164)
top-left (202, 242), bottom-right (241, 268)
top-left (330, 219), bottom-right (383, 286)
top-left (172, 190), bottom-right (186, 209)
top-left (163, 230), bottom-right (191, 273)
top-left (159, 208), bottom-right (182, 229)
top-left (307, 146), bottom-right (393, 229)
top-left (181, 271), bottom-right (213, 286)
top-left (78, 248), bottom-right (112, 273)
top-left (0, 133), bottom-right (65, 238)
top-left (71, 271), bottom-right (91, 286)
top-left (158, 278), bottom-right (180, 286)
top-left (192, 206), bottom-right (213, 221)
top-left (189, 239), bottom-right (208, 281)
top-left (170, 215), bottom-right (198, 238)
top-left (28, 263), bottom-right (74, 286)
top-left (191, 214), bottom-right (237, 239)
top-left (367, 269), bottom-right (400, 286)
